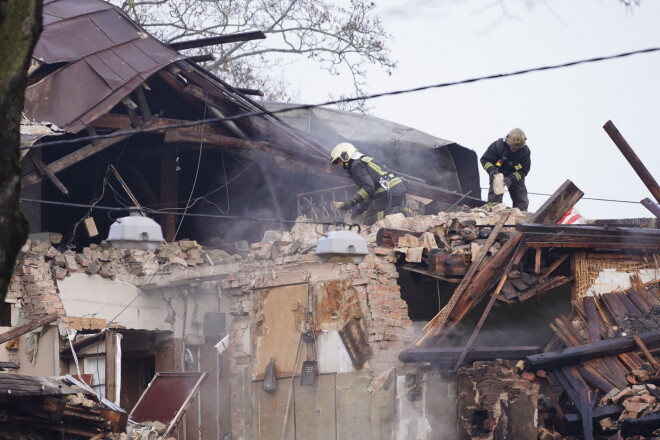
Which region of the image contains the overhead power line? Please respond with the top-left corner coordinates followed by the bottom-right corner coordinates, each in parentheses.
top-left (22, 46), bottom-right (660, 150)
top-left (20, 187), bottom-right (648, 226)
top-left (481, 189), bottom-right (641, 205)
top-left (20, 198), bottom-right (294, 223)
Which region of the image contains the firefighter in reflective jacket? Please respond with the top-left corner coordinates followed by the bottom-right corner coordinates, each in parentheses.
top-left (330, 142), bottom-right (406, 225)
top-left (480, 128), bottom-right (531, 211)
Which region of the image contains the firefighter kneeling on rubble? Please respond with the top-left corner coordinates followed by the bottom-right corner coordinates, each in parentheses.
top-left (331, 142), bottom-right (407, 225)
top-left (480, 128), bottom-right (531, 211)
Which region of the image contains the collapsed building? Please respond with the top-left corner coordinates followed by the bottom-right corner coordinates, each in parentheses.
top-left (3, 1), bottom-right (660, 439)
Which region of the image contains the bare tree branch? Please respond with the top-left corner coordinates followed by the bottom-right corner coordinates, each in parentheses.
top-left (112, 0), bottom-right (396, 112)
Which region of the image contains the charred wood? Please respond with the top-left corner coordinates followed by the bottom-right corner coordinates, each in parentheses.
top-left (526, 329), bottom-right (660, 371)
top-left (620, 412), bottom-right (660, 437)
top-left (559, 404), bottom-right (624, 435)
top-left (603, 120), bottom-right (660, 204)
top-left (399, 346), bottom-right (541, 364)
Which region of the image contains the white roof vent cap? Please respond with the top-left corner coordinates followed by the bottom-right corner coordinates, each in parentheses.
top-left (315, 229), bottom-right (368, 264)
top-left (107, 208), bottom-right (164, 250)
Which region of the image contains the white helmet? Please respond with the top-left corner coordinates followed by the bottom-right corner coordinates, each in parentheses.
top-left (330, 142), bottom-right (358, 164)
top-left (505, 128), bottom-right (527, 148)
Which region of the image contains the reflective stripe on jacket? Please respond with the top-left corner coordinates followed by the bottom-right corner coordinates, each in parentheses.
top-left (349, 156), bottom-right (403, 204)
top-left (480, 138), bottom-right (531, 181)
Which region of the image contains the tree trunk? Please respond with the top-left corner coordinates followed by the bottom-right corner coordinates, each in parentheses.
top-left (0, 0), bottom-right (43, 307)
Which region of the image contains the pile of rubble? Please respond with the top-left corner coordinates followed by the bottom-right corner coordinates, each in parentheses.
top-left (0, 374), bottom-right (127, 440)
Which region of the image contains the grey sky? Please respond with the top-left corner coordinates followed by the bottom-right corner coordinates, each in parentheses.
top-left (286, 0), bottom-right (659, 219)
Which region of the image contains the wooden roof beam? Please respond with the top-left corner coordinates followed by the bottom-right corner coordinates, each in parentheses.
top-left (604, 120), bottom-right (660, 204)
top-left (169, 31), bottom-right (266, 51)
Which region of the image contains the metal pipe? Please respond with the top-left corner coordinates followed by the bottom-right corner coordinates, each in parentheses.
top-left (217, 351), bottom-right (221, 439)
top-left (197, 347), bottom-right (202, 440)
top-left (444, 190), bottom-right (472, 212)
top-left (297, 185), bottom-right (354, 198)
top-left (181, 292), bottom-right (188, 440)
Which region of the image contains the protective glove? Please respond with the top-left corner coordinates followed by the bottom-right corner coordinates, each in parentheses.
top-left (488, 167), bottom-right (499, 178)
top-left (503, 176), bottom-right (513, 188)
top-left (333, 199), bottom-right (354, 211)
top-left (352, 202), bottom-right (367, 217)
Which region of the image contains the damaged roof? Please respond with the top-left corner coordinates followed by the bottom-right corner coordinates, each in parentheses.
top-left (24, 0), bottom-right (185, 133)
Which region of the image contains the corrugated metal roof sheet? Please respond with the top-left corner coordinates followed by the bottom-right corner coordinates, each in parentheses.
top-left (24, 0), bottom-right (184, 133)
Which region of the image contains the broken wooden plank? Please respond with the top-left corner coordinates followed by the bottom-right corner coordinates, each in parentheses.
top-left (620, 412), bottom-right (660, 437)
top-left (0, 361), bottom-right (19, 370)
top-left (603, 120), bottom-right (660, 204)
top-left (528, 180), bottom-right (584, 224)
top-left (517, 222), bottom-right (660, 237)
top-left (534, 248), bottom-right (542, 274)
top-left (452, 240), bottom-right (527, 371)
top-left (168, 30), bottom-right (267, 50)
top-left (417, 181), bottom-right (584, 347)
top-left (399, 346), bottom-right (541, 364)
top-left (398, 265), bottom-right (461, 283)
top-left (133, 85), bottom-right (152, 122)
top-left (376, 228), bottom-right (424, 248)
top-left (0, 313), bottom-right (58, 345)
top-left (27, 151), bottom-right (69, 195)
top-left (427, 250), bottom-right (468, 276)
top-left (21, 121), bottom-right (150, 190)
top-left (516, 276), bottom-right (572, 302)
top-left (583, 296), bottom-right (602, 343)
top-left (538, 253), bottom-right (569, 282)
top-left (577, 365), bottom-right (615, 394)
top-left (338, 317), bottom-right (371, 370)
top-left (614, 291), bottom-right (641, 315)
top-left (412, 212), bottom-right (511, 347)
top-left (526, 241), bottom-right (660, 250)
top-left (517, 223), bottom-right (660, 249)
top-left (626, 288), bottom-right (652, 315)
top-left (633, 335), bottom-right (660, 371)
top-left (559, 404), bottom-right (624, 436)
top-left (0, 374), bottom-right (79, 396)
top-left (601, 293), bottom-right (628, 326)
top-left (526, 329), bottom-right (660, 371)
top-left (641, 197), bottom-right (660, 219)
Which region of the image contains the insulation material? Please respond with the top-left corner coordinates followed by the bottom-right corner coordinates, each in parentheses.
top-left (313, 280), bottom-right (365, 331)
top-left (493, 173), bottom-right (505, 195)
top-left (585, 268), bottom-right (660, 296)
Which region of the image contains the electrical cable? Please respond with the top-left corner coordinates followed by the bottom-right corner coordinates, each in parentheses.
top-left (21, 46), bottom-right (660, 151)
top-left (173, 92), bottom-right (208, 240)
top-left (65, 167), bottom-right (112, 249)
top-left (479, 187), bottom-right (642, 204)
top-left (19, 197), bottom-right (366, 230)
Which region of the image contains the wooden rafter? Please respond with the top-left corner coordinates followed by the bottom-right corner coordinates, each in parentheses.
top-left (21, 120), bottom-right (157, 190)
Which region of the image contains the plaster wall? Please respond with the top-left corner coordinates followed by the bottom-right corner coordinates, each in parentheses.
top-left (0, 325), bottom-right (60, 377)
top-left (57, 273), bottom-right (226, 338)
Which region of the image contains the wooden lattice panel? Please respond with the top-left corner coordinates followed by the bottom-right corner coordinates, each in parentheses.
top-left (573, 253), bottom-right (659, 300)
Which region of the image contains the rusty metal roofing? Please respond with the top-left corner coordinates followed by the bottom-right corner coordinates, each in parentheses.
top-left (24, 0), bottom-right (185, 133)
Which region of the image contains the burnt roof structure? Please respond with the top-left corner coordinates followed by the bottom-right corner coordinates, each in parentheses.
top-left (20, 0), bottom-right (483, 248)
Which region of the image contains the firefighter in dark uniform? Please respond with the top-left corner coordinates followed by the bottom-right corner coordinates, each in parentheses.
top-left (480, 128), bottom-right (531, 211)
top-left (331, 142), bottom-right (406, 225)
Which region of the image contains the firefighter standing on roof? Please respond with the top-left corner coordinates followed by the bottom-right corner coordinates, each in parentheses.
top-left (480, 128), bottom-right (531, 211)
top-left (331, 142), bottom-right (406, 225)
